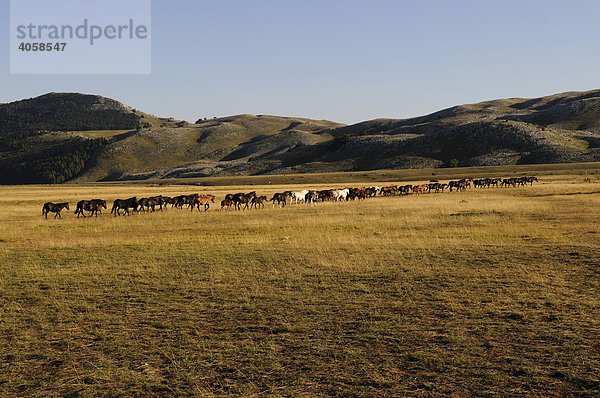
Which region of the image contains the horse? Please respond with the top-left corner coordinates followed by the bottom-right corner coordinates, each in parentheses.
top-left (136, 196), bottom-right (165, 213)
top-left (427, 183), bottom-right (446, 193)
top-left (412, 185), bottom-right (427, 194)
top-left (232, 193), bottom-right (253, 210)
top-left (448, 181), bottom-right (467, 192)
top-left (500, 178), bottom-right (516, 188)
top-left (365, 187), bottom-right (379, 197)
top-left (191, 195), bottom-right (215, 212)
top-left (304, 190), bottom-right (318, 206)
top-left (291, 190), bottom-right (309, 204)
top-left (149, 196), bottom-right (167, 212)
top-left (160, 196), bottom-right (173, 209)
top-left (42, 202), bottom-right (69, 219)
top-left (75, 199), bottom-right (106, 218)
top-left (281, 191), bottom-right (293, 204)
top-left (174, 194), bottom-right (198, 209)
top-left (171, 195), bottom-right (185, 208)
top-left (349, 188), bottom-right (367, 200)
top-left (271, 193), bottom-right (288, 208)
top-left (251, 195), bottom-right (268, 209)
top-left (111, 197), bottom-right (139, 216)
top-left (220, 199), bottom-right (234, 211)
top-left (398, 185), bottom-right (412, 195)
top-left (381, 186), bottom-right (397, 196)
top-left (317, 190), bottom-right (334, 201)
top-left (332, 188), bottom-right (350, 201)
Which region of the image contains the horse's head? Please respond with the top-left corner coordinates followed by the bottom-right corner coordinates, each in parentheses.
top-left (65, 203), bottom-right (70, 210)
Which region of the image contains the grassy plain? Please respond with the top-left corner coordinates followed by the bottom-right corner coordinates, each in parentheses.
top-left (0, 172), bottom-right (599, 396)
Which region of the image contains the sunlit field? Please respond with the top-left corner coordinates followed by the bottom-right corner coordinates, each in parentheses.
top-left (1, 176), bottom-right (599, 396)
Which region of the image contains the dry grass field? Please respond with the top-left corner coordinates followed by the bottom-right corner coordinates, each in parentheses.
top-left (0, 175), bottom-right (599, 396)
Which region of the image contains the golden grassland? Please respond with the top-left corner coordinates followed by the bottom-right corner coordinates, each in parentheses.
top-left (0, 176), bottom-right (599, 396)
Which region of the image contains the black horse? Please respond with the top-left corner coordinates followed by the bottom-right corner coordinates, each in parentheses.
top-left (111, 197), bottom-right (139, 216)
top-left (42, 202), bottom-right (69, 219)
top-left (448, 181), bottom-right (466, 192)
top-left (270, 193), bottom-right (288, 208)
top-left (173, 194), bottom-right (198, 209)
top-left (304, 191), bottom-right (318, 205)
top-left (75, 199), bottom-right (107, 218)
top-left (526, 176), bottom-right (538, 186)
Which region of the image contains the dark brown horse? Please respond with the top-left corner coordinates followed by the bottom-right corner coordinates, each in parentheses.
top-left (251, 195), bottom-right (268, 209)
top-left (233, 193), bottom-right (254, 210)
top-left (75, 199), bottom-right (106, 218)
top-left (42, 202), bottom-right (69, 219)
top-left (220, 199), bottom-right (234, 211)
top-left (139, 196), bottom-right (166, 212)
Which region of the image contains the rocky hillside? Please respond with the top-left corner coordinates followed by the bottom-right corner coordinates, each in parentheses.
top-left (2, 90), bottom-right (600, 184)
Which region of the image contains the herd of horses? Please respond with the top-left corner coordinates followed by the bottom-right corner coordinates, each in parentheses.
top-left (41, 176), bottom-right (539, 219)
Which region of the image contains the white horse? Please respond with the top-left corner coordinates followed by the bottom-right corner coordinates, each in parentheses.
top-left (291, 190), bottom-right (309, 204)
top-left (332, 188), bottom-right (349, 201)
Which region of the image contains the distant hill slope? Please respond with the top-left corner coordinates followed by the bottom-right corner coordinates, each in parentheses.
top-left (2, 90), bottom-right (600, 184)
top-left (0, 93), bottom-right (183, 184)
top-left (80, 114), bottom-right (344, 181)
top-left (0, 92), bottom-right (139, 134)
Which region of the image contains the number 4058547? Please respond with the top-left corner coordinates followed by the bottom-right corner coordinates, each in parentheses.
top-left (18, 42), bottom-right (66, 51)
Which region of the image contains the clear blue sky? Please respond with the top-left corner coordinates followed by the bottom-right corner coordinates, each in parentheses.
top-left (1, 0), bottom-right (599, 124)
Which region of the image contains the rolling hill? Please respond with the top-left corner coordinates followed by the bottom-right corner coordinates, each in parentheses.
top-left (1, 90), bottom-right (600, 184)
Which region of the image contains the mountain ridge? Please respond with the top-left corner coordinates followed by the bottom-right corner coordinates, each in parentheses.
top-left (1, 90), bottom-right (600, 184)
